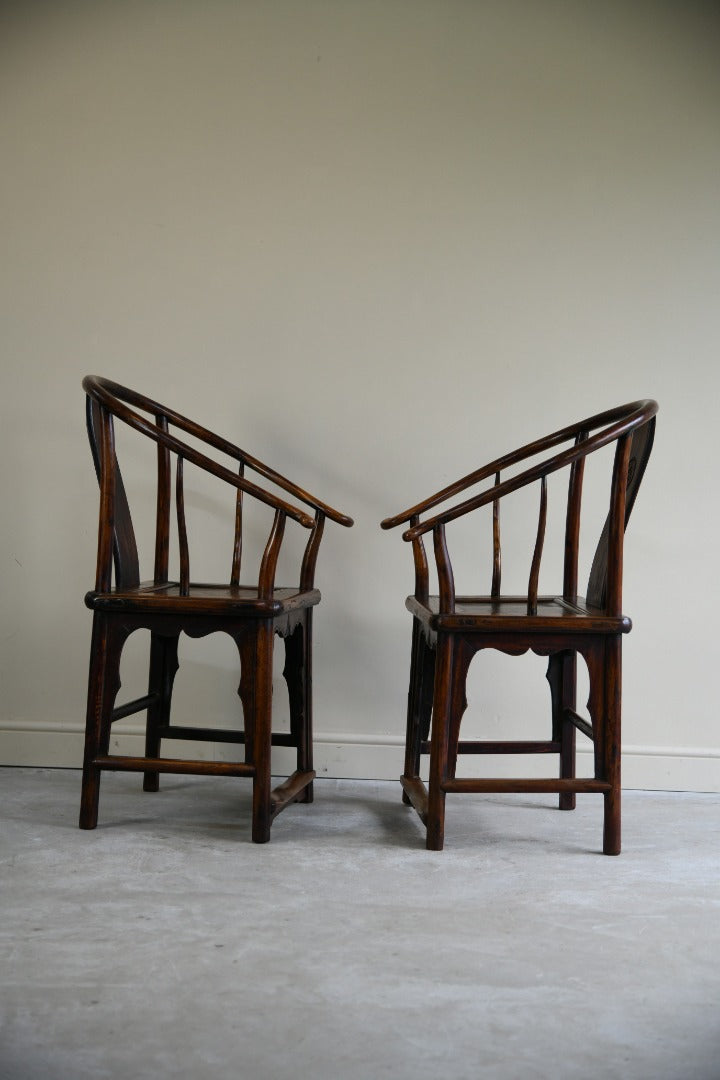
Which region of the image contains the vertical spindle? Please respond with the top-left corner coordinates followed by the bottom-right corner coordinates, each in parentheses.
top-left (410, 514), bottom-right (429, 604)
top-left (434, 522), bottom-right (456, 614)
top-left (176, 455), bottom-right (189, 596)
top-left (231, 461), bottom-right (245, 587)
top-left (527, 475), bottom-right (547, 615)
top-left (491, 471), bottom-right (501, 598)
top-left (154, 414), bottom-right (171, 584)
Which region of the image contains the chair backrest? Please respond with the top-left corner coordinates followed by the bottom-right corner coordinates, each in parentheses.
top-left (86, 395), bottom-right (141, 589)
top-left (381, 400), bottom-right (658, 616)
top-left (84, 376), bottom-right (353, 596)
top-left (585, 412), bottom-right (655, 610)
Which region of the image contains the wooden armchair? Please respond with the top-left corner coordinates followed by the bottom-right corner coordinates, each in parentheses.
top-left (80, 376), bottom-right (353, 842)
top-left (381, 400), bottom-right (657, 853)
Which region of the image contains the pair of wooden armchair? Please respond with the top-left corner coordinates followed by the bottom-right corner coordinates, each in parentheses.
top-left (79, 377), bottom-right (657, 852)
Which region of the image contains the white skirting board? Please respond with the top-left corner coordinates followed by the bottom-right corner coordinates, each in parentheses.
top-left (1, 721), bottom-right (719, 792)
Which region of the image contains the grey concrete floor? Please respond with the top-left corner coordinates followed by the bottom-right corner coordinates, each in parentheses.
top-left (1, 769), bottom-right (719, 1080)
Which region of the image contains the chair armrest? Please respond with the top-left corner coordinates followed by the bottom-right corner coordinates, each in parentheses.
top-left (381, 399), bottom-right (657, 535)
top-left (85, 376), bottom-right (353, 529)
top-left (399, 400), bottom-right (658, 541)
top-left (382, 399), bottom-right (657, 616)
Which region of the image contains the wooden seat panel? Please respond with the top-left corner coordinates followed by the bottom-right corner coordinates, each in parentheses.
top-left (407, 595), bottom-right (631, 634)
top-left (86, 582), bottom-right (321, 616)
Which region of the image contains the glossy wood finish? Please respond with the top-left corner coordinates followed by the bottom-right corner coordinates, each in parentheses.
top-left (382, 400), bottom-right (657, 853)
top-left (80, 376), bottom-right (353, 841)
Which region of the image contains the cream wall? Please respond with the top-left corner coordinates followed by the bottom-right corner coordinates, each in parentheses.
top-left (1, 1), bottom-right (718, 789)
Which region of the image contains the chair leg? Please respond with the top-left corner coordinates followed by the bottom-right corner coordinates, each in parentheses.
top-left (283, 612), bottom-right (313, 804)
top-left (79, 614), bottom-right (127, 830)
top-left (559, 652), bottom-right (578, 811)
top-left (402, 619), bottom-right (435, 804)
top-left (602, 636), bottom-right (622, 856)
top-left (426, 634), bottom-right (454, 851)
top-left (547, 651), bottom-right (577, 811)
top-left (584, 639), bottom-right (620, 855)
top-left (238, 623), bottom-right (274, 843)
top-left (446, 639), bottom-right (473, 781)
top-left (143, 632), bottom-right (180, 793)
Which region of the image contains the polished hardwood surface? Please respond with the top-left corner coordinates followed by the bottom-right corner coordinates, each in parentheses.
top-left (382, 400), bottom-right (658, 853)
top-left (79, 376), bottom-right (353, 842)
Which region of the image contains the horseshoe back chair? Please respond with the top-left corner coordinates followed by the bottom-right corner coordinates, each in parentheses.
top-left (381, 400), bottom-right (657, 853)
top-left (80, 376), bottom-right (353, 842)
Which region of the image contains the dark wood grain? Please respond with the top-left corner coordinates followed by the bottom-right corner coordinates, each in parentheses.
top-left (433, 523), bottom-right (455, 614)
top-left (175, 456), bottom-right (190, 596)
top-left (257, 509), bottom-right (286, 601)
top-left (410, 514), bottom-right (430, 606)
top-left (491, 471), bottom-right (501, 597)
top-left (230, 461), bottom-right (244, 587)
top-left (382, 399), bottom-right (657, 854)
top-left (79, 376), bottom-right (353, 842)
top-left (153, 414), bottom-right (171, 584)
top-left (299, 511), bottom-right (325, 593)
top-left (562, 431), bottom-right (586, 602)
top-left (527, 475), bottom-right (547, 616)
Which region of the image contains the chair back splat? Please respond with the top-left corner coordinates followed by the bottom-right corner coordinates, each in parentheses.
top-left (381, 399), bottom-right (657, 853)
top-left (79, 376), bottom-right (353, 842)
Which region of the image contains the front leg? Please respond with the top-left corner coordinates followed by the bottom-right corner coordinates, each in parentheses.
top-left (251, 622), bottom-right (275, 843)
top-left (426, 634), bottom-right (454, 851)
top-left (235, 624), bottom-right (273, 842)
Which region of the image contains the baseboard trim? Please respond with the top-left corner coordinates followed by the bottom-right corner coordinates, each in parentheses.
top-left (1, 721), bottom-right (718, 792)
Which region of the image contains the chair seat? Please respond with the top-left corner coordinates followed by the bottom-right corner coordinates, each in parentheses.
top-left (86, 581), bottom-right (321, 617)
top-left (406, 594), bottom-right (631, 634)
